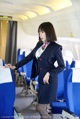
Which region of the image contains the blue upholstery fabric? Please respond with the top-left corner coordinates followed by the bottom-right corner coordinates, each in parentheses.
top-left (70, 60), bottom-right (75, 68)
top-left (0, 59), bottom-right (5, 66)
top-left (26, 59), bottom-right (33, 78)
top-left (22, 51), bottom-right (33, 85)
top-left (65, 60), bottom-right (70, 69)
top-left (50, 70), bottom-right (67, 114)
top-left (72, 83), bottom-right (80, 116)
top-left (0, 69), bottom-right (15, 119)
top-left (2, 60), bottom-right (5, 66)
top-left (17, 49), bottom-right (24, 74)
top-left (51, 102), bottom-right (66, 114)
top-left (64, 68), bottom-right (72, 105)
top-left (57, 70), bottom-right (65, 100)
top-left (64, 68), bottom-right (80, 117)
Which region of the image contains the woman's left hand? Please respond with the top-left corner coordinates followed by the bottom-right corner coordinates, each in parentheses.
top-left (43, 72), bottom-right (50, 84)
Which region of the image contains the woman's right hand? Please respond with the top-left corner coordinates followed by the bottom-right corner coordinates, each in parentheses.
top-left (5, 64), bottom-right (16, 70)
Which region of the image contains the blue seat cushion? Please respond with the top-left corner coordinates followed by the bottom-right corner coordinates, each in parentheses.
top-left (51, 102), bottom-right (66, 114)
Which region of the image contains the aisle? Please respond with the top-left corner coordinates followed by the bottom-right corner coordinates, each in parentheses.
top-left (14, 87), bottom-right (61, 119)
top-left (14, 87), bottom-right (40, 119)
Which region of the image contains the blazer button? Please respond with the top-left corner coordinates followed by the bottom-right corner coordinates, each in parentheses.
top-left (40, 58), bottom-right (42, 61)
top-left (40, 68), bottom-right (42, 70)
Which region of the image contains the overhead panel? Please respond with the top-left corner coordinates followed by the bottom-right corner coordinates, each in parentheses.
top-left (25, 11), bottom-right (37, 18)
top-left (32, 5), bottom-right (50, 15)
top-left (18, 15), bottom-right (28, 20)
top-left (0, 0), bottom-right (73, 21)
top-left (46, 0), bottom-right (72, 11)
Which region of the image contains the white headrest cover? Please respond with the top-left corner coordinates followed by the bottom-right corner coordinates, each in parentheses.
top-left (0, 66), bottom-right (12, 84)
top-left (72, 68), bottom-right (80, 82)
top-left (75, 60), bottom-right (80, 68)
top-left (0, 59), bottom-right (3, 66)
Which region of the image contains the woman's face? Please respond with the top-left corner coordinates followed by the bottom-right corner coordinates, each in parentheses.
top-left (39, 30), bottom-right (47, 43)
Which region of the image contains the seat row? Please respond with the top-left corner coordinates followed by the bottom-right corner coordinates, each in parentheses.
top-left (17, 48), bottom-right (80, 118)
top-left (51, 68), bottom-right (80, 119)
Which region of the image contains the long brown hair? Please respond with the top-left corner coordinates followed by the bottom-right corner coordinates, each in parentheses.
top-left (38, 22), bottom-right (57, 42)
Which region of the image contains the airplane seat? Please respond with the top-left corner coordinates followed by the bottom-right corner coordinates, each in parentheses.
top-left (50, 70), bottom-right (67, 114)
top-left (17, 48), bottom-right (24, 75)
top-left (65, 60), bottom-right (71, 69)
top-left (65, 60), bottom-right (75, 69)
top-left (19, 51), bottom-right (36, 97)
top-left (23, 51), bottom-right (33, 86)
top-left (30, 70), bottom-right (67, 111)
top-left (0, 59), bottom-right (5, 66)
top-left (26, 59), bottom-right (33, 84)
top-left (74, 60), bottom-right (80, 68)
top-left (63, 55), bottom-right (73, 69)
top-left (70, 60), bottom-right (75, 68)
top-left (16, 49), bottom-right (26, 86)
top-left (57, 70), bottom-right (65, 100)
top-left (50, 67), bottom-right (80, 115)
top-left (0, 66), bottom-right (15, 119)
top-left (62, 68), bottom-right (80, 119)
top-left (22, 60), bottom-right (33, 96)
top-left (54, 61), bottom-right (66, 100)
top-left (17, 50), bottom-right (39, 98)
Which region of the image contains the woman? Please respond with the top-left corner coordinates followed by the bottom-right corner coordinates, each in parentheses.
top-left (5, 22), bottom-right (65, 119)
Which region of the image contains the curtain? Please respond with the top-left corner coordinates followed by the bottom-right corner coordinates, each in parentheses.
top-left (5, 21), bottom-right (17, 65)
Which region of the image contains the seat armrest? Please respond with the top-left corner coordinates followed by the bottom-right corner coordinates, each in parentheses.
top-left (61, 109), bottom-right (79, 119)
top-left (14, 107), bottom-right (24, 119)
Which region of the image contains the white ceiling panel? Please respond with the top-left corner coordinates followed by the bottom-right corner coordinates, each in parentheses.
top-left (0, 0), bottom-right (79, 21)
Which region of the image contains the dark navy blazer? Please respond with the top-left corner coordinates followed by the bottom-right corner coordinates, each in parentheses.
top-left (15, 41), bottom-right (65, 84)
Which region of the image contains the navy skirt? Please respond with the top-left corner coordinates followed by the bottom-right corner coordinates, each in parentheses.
top-left (38, 81), bottom-right (57, 104)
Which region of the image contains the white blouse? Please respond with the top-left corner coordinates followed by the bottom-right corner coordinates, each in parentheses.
top-left (35, 42), bottom-right (49, 58)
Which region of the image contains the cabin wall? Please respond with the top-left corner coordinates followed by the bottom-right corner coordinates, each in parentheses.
top-left (17, 22), bottom-right (80, 60)
top-left (19, 7), bottom-right (80, 37)
top-left (17, 10), bottom-right (80, 50)
top-left (17, 22), bottom-right (38, 50)
top-left (17, 7), bottom-right (80, 60)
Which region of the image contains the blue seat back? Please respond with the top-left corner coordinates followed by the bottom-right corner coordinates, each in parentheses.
top-left (70, 60), bottom-right (75, 68)
top-left (64, 68), bottom-right (80, 117)
top-left (74, 60), bottom-right (80, 68)
top-left (65, 60), bottom-right (70, 69)
top-left (23, 51), bottom-right (33, 85)
top-left (17, 49), bottom-right (24, 74)
top-left (0, 59), bottom-right (5, 66)
top-left (57, 70), bottom-right (65, 100)
top-left (0, 67), bottom-right (15, 118)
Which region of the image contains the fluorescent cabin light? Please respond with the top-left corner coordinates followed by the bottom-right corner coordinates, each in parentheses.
top-left (33, 6), bottom-right (50, 15)
top-left (18, 15), bottom-right (28, 20)
top-left (25, 11), bottom-right (37, 18)
top-left (48, 0), bottom-right (72, 11)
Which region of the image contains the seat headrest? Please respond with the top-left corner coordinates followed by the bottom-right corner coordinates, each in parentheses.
top-left (72, 68), bottom-right (80, 82)
top-left (75, 60), bottom-right (80, 68)
top-left (0, 59), bottom-right (3, 66)
top-left (0, 66), bottom-right (12, 84)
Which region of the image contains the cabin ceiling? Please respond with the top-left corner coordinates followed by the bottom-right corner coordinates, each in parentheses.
top-left (0, 0), bottom-right (79, 21)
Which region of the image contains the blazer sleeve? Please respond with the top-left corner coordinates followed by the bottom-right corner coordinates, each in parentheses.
top-left (49, 46), bottom-right (65, 75)
top-left (15, 42), bottom-right (39, 70)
